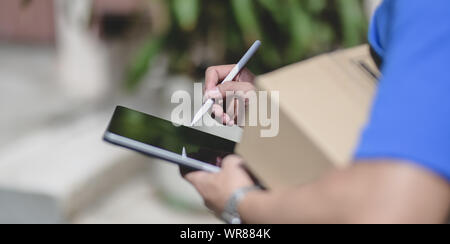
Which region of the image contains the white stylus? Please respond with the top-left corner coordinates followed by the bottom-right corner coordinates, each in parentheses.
top-left (191, 40), bottom-right (261, 126)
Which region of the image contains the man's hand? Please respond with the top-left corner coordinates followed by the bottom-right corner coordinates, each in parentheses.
top-left (204, 65), bottom-right (256, 125)
top-left (184, 155), bottom-right (255, 214)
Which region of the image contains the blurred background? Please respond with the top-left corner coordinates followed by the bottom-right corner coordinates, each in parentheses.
top-left (0, 0), bottom-right (380, 224)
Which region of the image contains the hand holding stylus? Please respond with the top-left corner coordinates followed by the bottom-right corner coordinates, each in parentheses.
top-left (191, 40), bottom-right (261, 126)
top-left (204, 65), bottom-right (256, 125)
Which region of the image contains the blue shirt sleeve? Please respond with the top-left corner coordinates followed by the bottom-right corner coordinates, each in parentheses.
top-left (355, 0), bottom-right (450, 182)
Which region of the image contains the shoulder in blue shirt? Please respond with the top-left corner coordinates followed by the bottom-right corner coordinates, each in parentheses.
top-left (355, 0), bottom-right (450, 182)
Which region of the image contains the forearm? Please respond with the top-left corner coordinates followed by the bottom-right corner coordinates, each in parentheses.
top-left (238, 162), bottom-right (450, 224)
top-left (238, 175), bottom-right (357, 224)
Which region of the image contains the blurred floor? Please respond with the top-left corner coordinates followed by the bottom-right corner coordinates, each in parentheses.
top-left (74, 172), bottom-right (221, 224)
top-left (0, 43), bottom-right (75, 147)
top-left (0, 42), bottom-right (220, 224)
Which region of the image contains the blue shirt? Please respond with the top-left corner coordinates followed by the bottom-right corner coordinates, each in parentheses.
top-left (355, 0), bottom-right (450, 182)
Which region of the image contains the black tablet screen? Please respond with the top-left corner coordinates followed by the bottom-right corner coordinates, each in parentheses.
top-left (106, 106), bottom-right (236, 165)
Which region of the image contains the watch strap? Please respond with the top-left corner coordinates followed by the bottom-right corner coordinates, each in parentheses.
top-left (222, 185), bottom-right (262, 224)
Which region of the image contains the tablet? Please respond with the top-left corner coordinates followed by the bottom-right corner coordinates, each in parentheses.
top-left (103, 106), bottom-right (236, 173)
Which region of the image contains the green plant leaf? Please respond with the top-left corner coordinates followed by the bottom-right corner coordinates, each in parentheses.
top-left (230, 0), bottom-right (262, 45)
top-left (306, 0), bottom-right (327, 14)
top-left (126, 0), bottom-right (368, 88)
top-left (258, 0), bottom-right (285, 24)
top-left (172, 0), bottom-right (200, 31)
top-left (126, 36), bottom-right (165, 90)
top-left (285, 0), bottom-right (314, 62)
top-left (312, 21), bottom-right (335, 51)
top-left (336, 0), bottom-right (367, 47)
top-left (259, 39), bottom-right (283, 68)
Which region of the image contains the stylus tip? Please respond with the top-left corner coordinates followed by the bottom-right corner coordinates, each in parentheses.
top-left (190, 113), bottom-right (201, 126)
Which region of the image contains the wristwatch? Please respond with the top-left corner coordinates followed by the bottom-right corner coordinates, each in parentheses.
top-left (222, 185), bottom-right (262, 224)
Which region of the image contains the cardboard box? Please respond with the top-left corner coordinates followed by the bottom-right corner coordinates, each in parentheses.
top-left (236, 45), bottom-right (380, 189)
